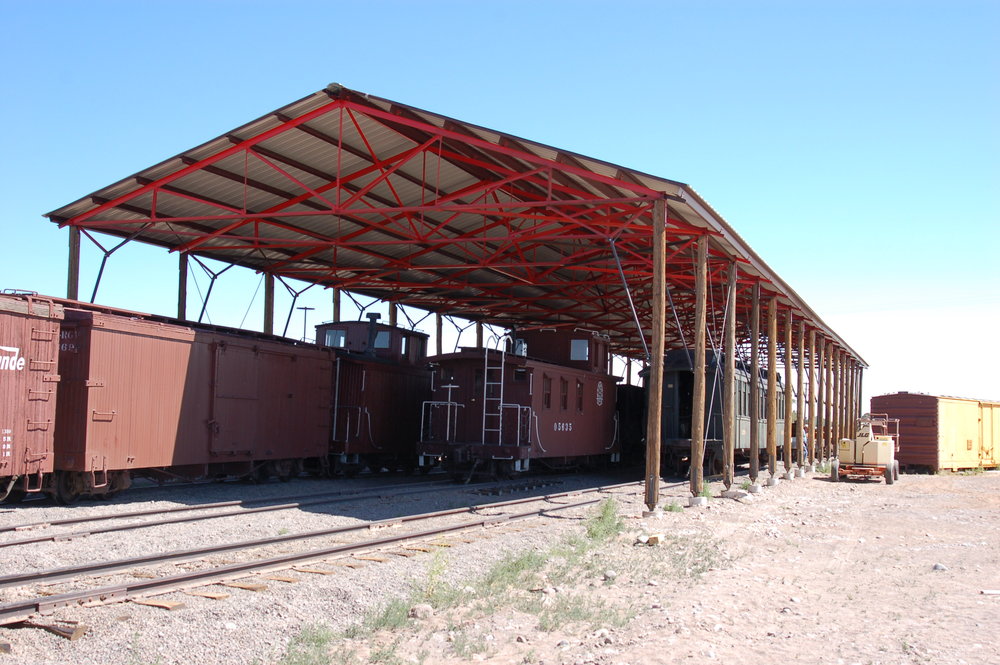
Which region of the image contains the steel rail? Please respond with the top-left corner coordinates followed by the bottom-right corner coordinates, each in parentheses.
top-left (0, 478), bottom-right (555, 548)
top-left (0, 476), bottom-right (459, 534)
top-left (0, 487), bottom-right (633, 626)
top-left (0, 481), bottom-right (637, 593)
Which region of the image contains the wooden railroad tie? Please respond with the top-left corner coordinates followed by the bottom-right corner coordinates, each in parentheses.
top-left (293, 567), bottom-right (337, 575)
top-left (185, 590), bottom-right (230, 600)
top-left (221, 582), bottom-right (268, 592)
top-left (132, 598), bottom-right (186, 612)
top-left (262, 575), bottom-right (298, 583)
top-left (1, 642), bottom-right (12, 653)
top-left (353, 555), bottom-right (389, 563)
top-left (22, 620), bottom-right (89, 641)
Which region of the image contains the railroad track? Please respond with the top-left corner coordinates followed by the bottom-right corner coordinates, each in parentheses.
top-left (0, 480), bottom-right (640, 627)
top-left (0, 477), bottom-right (564, 548)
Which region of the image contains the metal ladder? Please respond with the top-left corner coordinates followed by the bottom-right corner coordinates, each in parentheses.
top-left (481, 345), bottom-right (506, 445)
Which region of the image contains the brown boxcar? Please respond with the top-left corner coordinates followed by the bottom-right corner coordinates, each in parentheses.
top-left (52, 307), bottom-right (334, 502)
top-left (871, 392), bottom-right (999, 472)
top-left (0, 293), bottom-right (64, 502)
top-left (417, 329), bottom-right (620, 477)
top-left (315, 316), bottom-right (431, 474)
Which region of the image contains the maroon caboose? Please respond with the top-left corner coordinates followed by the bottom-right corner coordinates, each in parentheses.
top-left (417, 328), bottom-right (620, 477)
top-left (316, 314), bottom-right (431, 475)
top-left (0, 293), bottom-right (63, 502)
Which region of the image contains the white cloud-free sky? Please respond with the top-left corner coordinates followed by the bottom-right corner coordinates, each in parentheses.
top-left (2, 0), bottom-right (997, 407)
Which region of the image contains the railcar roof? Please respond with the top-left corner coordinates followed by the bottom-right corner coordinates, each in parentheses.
top-left (46, 84), bottom-right (864, 365)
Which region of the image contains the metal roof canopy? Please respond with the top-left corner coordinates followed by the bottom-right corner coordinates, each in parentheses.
top-left (46, 84), bottom-right (864, 366)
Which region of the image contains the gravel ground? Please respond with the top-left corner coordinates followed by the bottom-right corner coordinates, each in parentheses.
top-left (0, 471), bottom-right (632, 665)
top-left (2, 468), bottom-right (998, 665)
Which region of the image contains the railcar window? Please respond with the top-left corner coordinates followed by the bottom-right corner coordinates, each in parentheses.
top-left (576, 380), bottom-right (584, 412)
top-left (570, 339), bottom-right (589, 361)
top-left (543, 375), bottom-right (552, 409)
top-left (401, 336), bottom-right (408, 357)
top-left (374, 331), bottom-right (390, 349)
top-left (325, 329), bottom-right (346, 348)
top-left (560, 378), bottom-right (568, 410)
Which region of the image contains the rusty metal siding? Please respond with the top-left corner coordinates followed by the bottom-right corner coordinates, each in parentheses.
top-left (0, 295), bottom-right (63, 490)
top-left (872, 392), bottom-right (1000, 472)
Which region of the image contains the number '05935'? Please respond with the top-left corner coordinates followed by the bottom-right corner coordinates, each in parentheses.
top-left (553, 422), bottom-right (573, 432)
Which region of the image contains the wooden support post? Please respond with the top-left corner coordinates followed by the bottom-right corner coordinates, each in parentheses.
top-left (723, 262), bottom-right (737, 490)
top-left (332, 288), bottom-right (341, 323)
top-left (808, 329), bottom-right (817, 465)
top-left (435, 313), bottom-right (443, 355)
top-left (857, 362), bottom-right (864, 420)
top-left (263, 273), bottom-right (274, 334)
top-left (178, 253), bottom-right (188, 321)
top-left (388, 302), bottom-right (397, 327)
top-left (476, 321), bottom-right (484, 348)
top-left (825, 342), bottom-right (833, 460)
top-left (643, 198), bottom-right (668, 512)
top-left (847, 358), bottom-right (856, 435)
top-left (813, 336), bottom-right (826, 462)
top-left (749, 281), bottom-right (761, 483)
top-left (67, 226), bottom-right (81, 301)
top-left (796, 319), bottom-right (805, 466)
top-left (689, 235), bottom-right (708, 497)
top-left (783, 310), bottom-right (793, 473)
top-left (831, 350), bottom-right (839, 446)
top-left (836, 350), bottom-right (844, 444)
top-left (766, 296), bottom-right (778, 478)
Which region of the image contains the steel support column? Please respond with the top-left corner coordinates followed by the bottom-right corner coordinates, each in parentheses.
top-left (783, 309), bottom-right (793, 473)
top-left (178, 253), bottom-right (188, 321)
top-left (689, 234), bottom-right (708, 497)
top-left (643, 197), bottom-right (668, 512)
top-left (723, 262), bottom-right (737, 490)
top-left (750, 281), bottom-right (761, 483)
top-left (67, 226), bottom-right (80, 301)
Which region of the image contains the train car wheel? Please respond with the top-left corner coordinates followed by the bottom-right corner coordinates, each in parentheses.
top-left (884, 465), bottom-right (894, 485)
top-left (54, 472), bottom-right (82, 505)
top-left (893, 460), bottom-right (900, 480)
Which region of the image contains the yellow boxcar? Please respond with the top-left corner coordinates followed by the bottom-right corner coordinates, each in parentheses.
top-left (871, 392), bottom-right (999, 472)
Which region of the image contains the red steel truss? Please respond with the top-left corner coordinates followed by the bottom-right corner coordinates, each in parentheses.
top-left (46, 85), bottom-right (862, 363)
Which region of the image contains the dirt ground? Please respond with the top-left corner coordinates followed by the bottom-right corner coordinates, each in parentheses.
top-left (331, 469), bottom-right (1000, 665)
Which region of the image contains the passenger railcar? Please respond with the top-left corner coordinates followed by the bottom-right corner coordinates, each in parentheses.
top-left (0, 292), bottom-right (64, 502)
top-left (417, 329), bottom-right (620, 478)
top-left (650, 349), bottom-right (785, 476)
top-left (316, 314), bottom-right (432, 475)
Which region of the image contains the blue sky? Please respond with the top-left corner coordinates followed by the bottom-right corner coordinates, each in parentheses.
top-left (2, 0), bottom-right (997, 405)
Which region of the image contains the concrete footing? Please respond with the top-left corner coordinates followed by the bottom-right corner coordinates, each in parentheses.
top-left (641, 509), bottom-right (663, 519)
top-left (747, 484), bottom-right (762, 494)
top-left (782, 472), bottom-right (795, 481)
top-left (688, 496), bottom-right (709, 507)
top-left (766, 477), bottom-right (781, 487)
top-left (796, 467), bottom-right (808, 478)
top-left (721, 489), bottom-right (749, 500)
